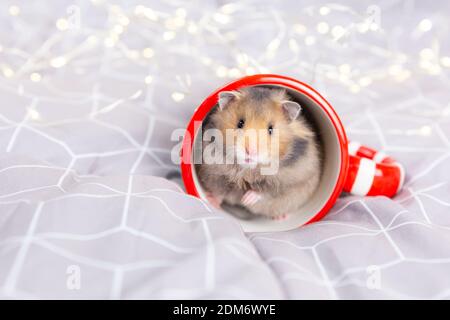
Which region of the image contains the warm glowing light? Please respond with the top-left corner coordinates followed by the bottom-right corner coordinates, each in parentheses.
top-left (173, 17), bottom-right (185, 28)
top-left (339, 64), bottom-right (351, 74)
top-left (395, 70), bottom-right (411, 82)
top-left (317, 22), bottom-right (330, 34)
top-left (293, 24), bottom-right (307, 34)
top-left (87, 35), bottom-right (98, 44)
top-left (236, 53), bottom-right (248, 67)
top-left (350, 84), bottom-right (361, 93)
top-left (267, 39), bottom-right (280, 52)
top-left (332, 25), bottom-right (346, 38)
top-left (165, 18), bottom-right (177, 29)
top-left (134, 5), bottom-right (145, 15)
top-left (127, 50), bottom-right (140, 59)
top-left (420, 48), bottom-right (434, 60)
top-left (319, 6), bottom-right (330, 15)
top-left (326, 71), bottom-right (338, 79)
top-left (175, 8), bottom-right (187, 18)
top-left (187, 23), bottom-right (198, 34)
top-left (419, 59), bottom-right (432, 70)
top-left (30, 72), bottom-right (42, 82)
top-left (113, 25), bottom-right (124, 34)
top-left (2, 67), bottom-right (14, 78)
top-left (163, 31), bottom-right (176, 40)
top-left (118, 15), bottom-right (130, 26)
top-left (369, 23), bottom-right (379, 31)
top-left (304, 36), bottom-right (316, 46)
top-left (213, 13), bottom-right (231, 24)
top-left (359, 77), bottom-right (372, 87)
top-left (104, 37), bottom-right (116, 47)
top-left (215, 66), bottom-right (228, 78)
top-left (201, 57), bottom-right (212, 66)
top-left (0, 0), bottom-right (444, 127)
top-left (441, 56), bottom-right (450, 68)
top-left (227, 68), bottom-right (241, 78)
top-left (9, 5), bottom-right (20, 16)
top-left (140, 7), bottom-right (158, 21)
top-left (245, 67), bottom-right (256, 75)
top-left (221, 3), bottom-right (238, 14)
top-left (28, 108), bottom-right (41, 120)
top-left (50, 56), bottom-right (67, 68)
top-left (110, 5), bottom-right (121, 13)
top-left (171, 92), bottom-right (185, 102)
top-left (357, 22), bottom-right (370, 33)
top-left (144, 75), bottom-right (153, 84)
top-left (388, 64), bottom-right (403, 76)
top-left (427, 65), bottom-right (442, 75)
top-left (420, 125), bottom-right (432, 136)
top-left (418, 19), bottom-right (433, 32)
top-left (142, 48), bottom-right (154, 58)
top-left (289, 39), bottom-right (299, 53)
top-left (56, 18), bottom-right (69, 31)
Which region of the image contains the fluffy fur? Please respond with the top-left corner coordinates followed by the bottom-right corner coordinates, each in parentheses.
top-left (197, 86), bottom-right (322, 219)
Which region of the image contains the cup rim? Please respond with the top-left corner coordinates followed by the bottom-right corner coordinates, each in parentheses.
top-left (181, 74), bottom-right (349, 225)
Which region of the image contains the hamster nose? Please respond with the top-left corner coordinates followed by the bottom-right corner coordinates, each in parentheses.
top-left (245, 146), bottom-right (257, 157)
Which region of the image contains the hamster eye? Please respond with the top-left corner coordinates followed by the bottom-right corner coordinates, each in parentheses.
top-left (268, 124), bottom-right (274, 135)
top-left (237, 119), bottom-right (245, 129)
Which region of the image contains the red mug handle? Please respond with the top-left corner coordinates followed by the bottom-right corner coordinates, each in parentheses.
top-left (343, 142), bottom-right (405, 198)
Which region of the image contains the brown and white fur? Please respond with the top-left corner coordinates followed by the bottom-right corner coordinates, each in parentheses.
top-left (197, 86), bottom-right (322, 219)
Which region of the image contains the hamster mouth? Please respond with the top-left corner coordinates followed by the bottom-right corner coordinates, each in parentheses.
top-left (237, 153), bottom-right (270, 167)
top-left (242, 158), bottom-right (259, 168)
top-left (244, 156), bottom-right (258, 164)
top-left (230, 147), bottom-right (273, 167)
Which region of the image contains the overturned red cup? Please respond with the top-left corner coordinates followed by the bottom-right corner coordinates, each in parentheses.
top-left (180, 74), bottom-right (404, 232)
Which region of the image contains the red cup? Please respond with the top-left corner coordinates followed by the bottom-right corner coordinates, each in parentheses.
top-left (180, 74), bottom-right (404, 232)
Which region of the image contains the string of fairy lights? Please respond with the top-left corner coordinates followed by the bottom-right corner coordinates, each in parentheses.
top-left (0, 1), bottom-right (449, 102)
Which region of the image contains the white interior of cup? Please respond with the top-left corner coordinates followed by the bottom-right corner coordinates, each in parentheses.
top-left (191, 84), bottom-right (342, 232)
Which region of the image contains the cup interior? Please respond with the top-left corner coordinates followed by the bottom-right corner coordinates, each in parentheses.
top-left (191, 84), bottom-right (342, 232)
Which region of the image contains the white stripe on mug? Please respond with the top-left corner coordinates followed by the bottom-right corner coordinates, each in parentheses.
top-left (350, 158), bottom-right (376, 196)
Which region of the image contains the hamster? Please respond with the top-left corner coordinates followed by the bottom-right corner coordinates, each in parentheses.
top-left (197, 86), bottom-right (322, 219)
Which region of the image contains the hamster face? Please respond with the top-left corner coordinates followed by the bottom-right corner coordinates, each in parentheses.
top-left (210, 87), bottom-right (313, 168)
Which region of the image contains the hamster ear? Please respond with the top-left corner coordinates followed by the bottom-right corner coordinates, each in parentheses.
top-left (218, 91), bottom-right (240, 110)
top-left (282, 101), bottom-right (302, 121)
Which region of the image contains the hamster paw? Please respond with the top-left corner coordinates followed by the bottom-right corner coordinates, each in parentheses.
top-left (241, 190), bottom-right (262, 206)
top-left (271, 214), bottom-right (288, 221)
top-left (205, 192), bottom-right (223, 209)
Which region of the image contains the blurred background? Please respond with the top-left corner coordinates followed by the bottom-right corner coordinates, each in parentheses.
top-left (0, 0), bottom-right (449, 177)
